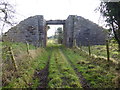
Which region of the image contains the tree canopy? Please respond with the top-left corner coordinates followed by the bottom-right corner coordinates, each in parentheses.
top-left (55, 27), bottom-right (63, 44)
top-left (98, 2), bottom-right (120, 50)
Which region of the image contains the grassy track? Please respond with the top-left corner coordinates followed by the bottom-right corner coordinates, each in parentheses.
top-left (48, 45), bottom-right (82, 88)
top-left (2, 41), bottom-right (119, 88)
top-left (62, 47), bottom-right (118, 88)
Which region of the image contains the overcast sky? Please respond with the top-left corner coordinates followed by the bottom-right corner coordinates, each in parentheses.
top-left (4, 0), bottom-right (102, 36)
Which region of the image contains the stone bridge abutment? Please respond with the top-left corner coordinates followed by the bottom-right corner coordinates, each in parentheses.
top-left (3, 15), bottom-right (106, 48)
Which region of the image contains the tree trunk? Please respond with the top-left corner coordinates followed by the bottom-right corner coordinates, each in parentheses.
top-left (118, 43), bottom-right (120, 51)
top-left (106, 40), bottom-right (110, 61)
top-left (111, 22), bottom-right (120, 51)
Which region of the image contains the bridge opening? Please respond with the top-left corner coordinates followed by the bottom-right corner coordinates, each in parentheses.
top-left (47, 25), bottom-right (63, 45)
top-left (46, 20), bottom-right (65, 46)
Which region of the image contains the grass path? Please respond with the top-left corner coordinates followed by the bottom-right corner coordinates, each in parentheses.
top-left (36, 55), bottom-right (50, 88)
top-left (61, 46), bottom-right (117, 88)
top-left (34, 45), bottom-right (117, 88)
top-left (47, 45), bottom-right (82, 88)
top-left (2, 42), bottom-right (118, 88)
top-left (60, 48), bottom-right (91, 88)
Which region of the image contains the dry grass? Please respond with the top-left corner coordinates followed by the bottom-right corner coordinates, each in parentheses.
top-left (2, 42), bottom-right (43, 88)
top-left (112, 75), bottom-right (120, 88)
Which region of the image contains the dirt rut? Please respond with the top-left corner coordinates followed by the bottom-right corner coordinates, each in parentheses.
top-left (60, 49), bottom-right (91, 88)
top-left (37, 56), bottom-right (50, 88)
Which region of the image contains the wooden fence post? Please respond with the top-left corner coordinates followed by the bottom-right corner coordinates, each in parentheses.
top-left (106, 39), bottom-right (110, 61)
top-left (9, 47), bottom-right (18, 71)
top-left (26, 42), bottom-right (30, 55)
top-left (74, 39), bottom-right (77, 47)
top-left (88, 40), bottom-right (91, 56)
top-left (73, 39), bottom-right (77, 48)
top-left (26, 42), bottom-right (32, 59)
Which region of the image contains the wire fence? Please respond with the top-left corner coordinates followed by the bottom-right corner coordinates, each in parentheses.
top-left (76, 39), bottom-right (120, 64)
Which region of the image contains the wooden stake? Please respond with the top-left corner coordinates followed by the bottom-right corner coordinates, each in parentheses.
top-left (26, 42), bottom-right (32, 59)
top-left (106, 40), bottom-right (110, 61)
top-left (26, 42), bottom-right (30, 55)
top-left (88, 40), bottom-right (91, 56)
top-left (74, 39), bottom-right (77, 47)
top-left (9, 47), bottom-right (18, 71)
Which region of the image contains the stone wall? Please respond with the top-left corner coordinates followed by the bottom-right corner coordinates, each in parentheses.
top-left (75, 16), bottom-right (106, 46)
top-left (64, 15), bottom-right (106, 47)
top-left (64, 15), bottom-right (75, 47)
top-left (3, 15), bottom-right (46, 47)
top-left (3, 15), bottom-right (106, 48)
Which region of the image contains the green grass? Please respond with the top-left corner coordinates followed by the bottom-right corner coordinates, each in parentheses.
top-left (2, 40), bottom-right (119, 88)
top-left (30, 47), bottom-right (51, 88)
top-left (81, 41), bottom-right (120, 62)
top-left (2, 41), bottom-right (50, 88)
top-left (62, 47), bottom-right (117, 88)
top-left (48, 45), bottom-right (82, 88)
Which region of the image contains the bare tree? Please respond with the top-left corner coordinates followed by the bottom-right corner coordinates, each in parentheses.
top-left (0, 0), bottom-right (16, 35)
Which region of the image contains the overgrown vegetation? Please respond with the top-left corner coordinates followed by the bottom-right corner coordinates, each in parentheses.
top-left (48, 45), bottom-right (82, 88)
top-left (81, 39), bottom-right (120, 62)
top-left (2, 41), bottom-right (49, 88)
top-left (62, 47), bottom-right (118, 88)
top-left (1, 40), bottom-right (120, 88)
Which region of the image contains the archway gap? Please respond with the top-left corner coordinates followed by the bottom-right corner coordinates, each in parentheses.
top-left (47, 25), bottom-right (63, 45)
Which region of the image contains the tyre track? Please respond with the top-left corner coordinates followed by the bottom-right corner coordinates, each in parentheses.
top-left (37, 56), bottom-right (50, 88)
top-left (60, 48), bottom-right (91, 88)
top-left (36, 48), bottom-right (52, 88)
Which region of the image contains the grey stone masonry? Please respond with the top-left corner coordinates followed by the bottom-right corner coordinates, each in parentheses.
top-left (64, 15), bottom-right (106, 47)
top-left (75, 16), bottom-right (106, 46)
top-left (3, 15), bottom-right (46, 47)
top-left (46, 20), bottom-right (65, 25)
top-left (3, 15), bottom-right (106, 48)
top-left (64, 15), bottom-right (75, 47)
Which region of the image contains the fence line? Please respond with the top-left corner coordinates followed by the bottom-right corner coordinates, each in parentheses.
top-left (75, 45), bottom-right (118, 64)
